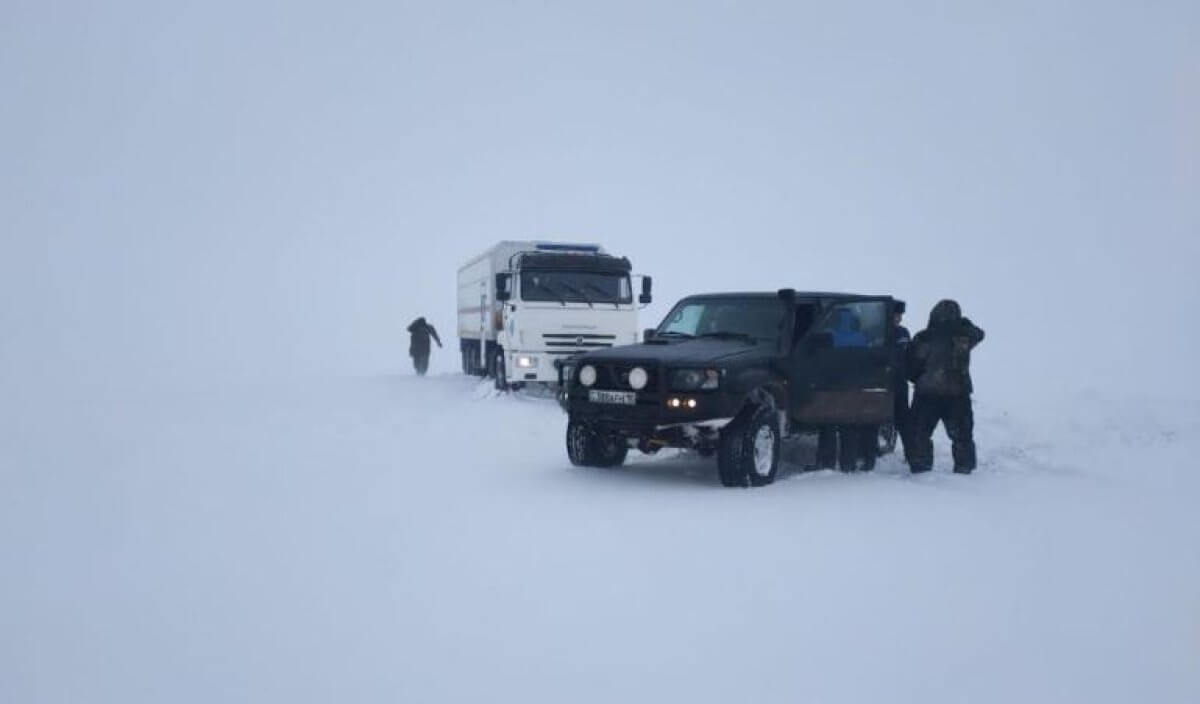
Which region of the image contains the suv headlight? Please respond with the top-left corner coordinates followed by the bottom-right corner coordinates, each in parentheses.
top-left (627, 366), bottom-right (649, 390)
top-left (579, 364), bottom-right (597, 387)
top-left (669, 368), bottom-right (720, 391)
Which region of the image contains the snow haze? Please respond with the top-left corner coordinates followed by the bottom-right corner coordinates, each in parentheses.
top-left (2, 2), bottom-right (1198, 703)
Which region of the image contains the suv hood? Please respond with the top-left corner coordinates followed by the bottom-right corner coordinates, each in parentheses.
top-left (578, 337), bottom-right (772, 366)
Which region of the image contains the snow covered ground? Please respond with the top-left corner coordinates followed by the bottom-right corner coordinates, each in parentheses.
top-left (3, 3), bottom-right (1197, 701)
top-left (3, 372), bottom-right (1197, 703)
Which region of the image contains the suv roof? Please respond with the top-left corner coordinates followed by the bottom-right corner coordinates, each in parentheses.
top-left (678, 291), bottom-right (893, 301)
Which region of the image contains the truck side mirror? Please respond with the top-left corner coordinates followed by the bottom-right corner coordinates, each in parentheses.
top-left (639, 276), bottom-right (653, 305)
top-left (495, 273), bottom-right (511, 302)
top-left (643, 328), bottom-right (657, 342)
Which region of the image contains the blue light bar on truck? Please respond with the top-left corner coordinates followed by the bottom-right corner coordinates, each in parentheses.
top-left (535, 244), bottom-right (601, 253)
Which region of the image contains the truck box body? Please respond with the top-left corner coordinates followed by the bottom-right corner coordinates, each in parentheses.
top-left (457, 241), bottom-right (643, 385)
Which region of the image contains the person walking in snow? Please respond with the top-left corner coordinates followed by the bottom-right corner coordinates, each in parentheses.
top-left (905, 300), bottom-right (985, 474)
top-left (407, 317), bottom-right (442, 376)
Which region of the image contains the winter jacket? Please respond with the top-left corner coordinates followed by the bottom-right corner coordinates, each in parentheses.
top-left (407, 317), bottom-right (442, 358)
top-left (907, 300), bottom-right (984, 396)
top-left (893, 323), bottom-right (911, 386)
top-left (830, 309), bottom-right (868, 347)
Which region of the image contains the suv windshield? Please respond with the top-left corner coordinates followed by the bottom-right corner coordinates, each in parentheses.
top-left (520, 271), bottom-right (632, 304)
top-left (657, 297), bottom-right (786, 342)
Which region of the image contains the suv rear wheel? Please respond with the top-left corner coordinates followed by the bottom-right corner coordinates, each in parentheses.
top-left (566, 419), bottom-right (628, 468)
top-left (717, 404), bottom-right (780, 487)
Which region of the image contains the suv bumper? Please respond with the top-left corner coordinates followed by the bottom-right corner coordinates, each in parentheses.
top-left (567, 388), bottom-right (744, 436)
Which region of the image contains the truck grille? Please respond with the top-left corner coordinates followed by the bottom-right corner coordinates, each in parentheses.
top-left (542, 333), bottom-right (617, 354)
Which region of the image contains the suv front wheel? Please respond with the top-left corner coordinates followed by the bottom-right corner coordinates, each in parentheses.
top-left (717, 404), bottom-right (781, 487)
top-left (566, 419), bottom-right (628, 468)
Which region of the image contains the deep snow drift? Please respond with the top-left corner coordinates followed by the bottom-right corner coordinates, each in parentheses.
top-left (3, 373), bottom-right (1197, 703)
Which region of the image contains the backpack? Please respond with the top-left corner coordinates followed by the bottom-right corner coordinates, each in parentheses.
top-left (914, 329), bottom-right (970, 395)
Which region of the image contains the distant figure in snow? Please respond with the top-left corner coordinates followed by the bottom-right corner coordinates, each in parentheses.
top-left (407, 317), bottom-right (442, 376)
top-left (906, 300), bottom-right (985, 474)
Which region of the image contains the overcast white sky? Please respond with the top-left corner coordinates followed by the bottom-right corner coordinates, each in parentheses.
top-left (2, 1), bottom-right (1197, 400)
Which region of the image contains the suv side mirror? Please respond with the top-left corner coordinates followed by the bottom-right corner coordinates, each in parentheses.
top-left (495, 273), bottom-right (511, 302)
top-left (638, 276), bottom-right (653, 305)
top-left (643, 328), bottom-right (657, 342)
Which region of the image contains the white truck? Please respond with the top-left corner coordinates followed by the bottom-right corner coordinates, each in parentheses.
top-left (457, 241), bottom-right (652, 390)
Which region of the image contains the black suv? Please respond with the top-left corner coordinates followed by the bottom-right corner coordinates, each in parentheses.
top-left (561, 290), bottom-right (905, 487)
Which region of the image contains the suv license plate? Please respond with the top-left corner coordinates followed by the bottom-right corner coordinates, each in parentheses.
top-left (588, 390), bottom-right (636, 405)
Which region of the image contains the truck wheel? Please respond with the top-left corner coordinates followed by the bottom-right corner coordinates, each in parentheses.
top-left (493, 350), bottom-right (509, 391)
top-left (566, 420), bottom-right (627, 468)
top-left (717, 405), bottom-right (780, 487)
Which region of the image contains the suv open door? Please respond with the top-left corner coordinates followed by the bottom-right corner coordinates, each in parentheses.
top-left (788, 297), bottom-right (898, 425)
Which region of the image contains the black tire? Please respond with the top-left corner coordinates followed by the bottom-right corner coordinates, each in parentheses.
top-left (566, 419), bottom-right (628, 468)
top-left (717, 405), bottom-right (780, 487)
top-left (464, 344), bottom-right (483, 376)
top-left (493, 350), bottom-right (509, 391)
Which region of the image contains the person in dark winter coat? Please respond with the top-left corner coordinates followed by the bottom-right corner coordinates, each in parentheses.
top-left (892, 302), bottom-right (912, 458)
top-left (407, 317), bottom-right (442, 376)
top-left (906, 300), bottom-right (985, 474)
top-left (816, 309), bottom-right (875, 472)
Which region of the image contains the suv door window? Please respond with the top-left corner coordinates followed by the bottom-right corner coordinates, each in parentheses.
top-left (791, 298), bottom-right (895, 424)
top-left (814, 301), bottom-right (888, 348)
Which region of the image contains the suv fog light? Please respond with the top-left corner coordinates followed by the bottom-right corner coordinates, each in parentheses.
top-left (668, 397), bottom-right (697, 409)
top-left (516, 355), bottom-right (537, 368)
top-left (628, 366), bottom-right (648, 390)
top-left (579, 365), bottom-right (597, 387)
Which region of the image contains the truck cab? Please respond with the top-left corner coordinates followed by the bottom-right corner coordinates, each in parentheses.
top-left (457, 242), bottom-right (651, 390)
top-left (562, 289), bottom-right (904, 486)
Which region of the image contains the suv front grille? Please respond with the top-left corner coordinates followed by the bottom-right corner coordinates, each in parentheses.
top-left (591, 362), bottom-right (660, 393)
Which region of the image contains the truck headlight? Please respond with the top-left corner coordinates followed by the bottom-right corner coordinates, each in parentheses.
top-left (579, 364), bottom-right (597, 387)
top-left (516, 355), bottom-right (538, 369)
top-left (669, 368), bottom-right (720, 391)
top-left (628, 366), bottom-right (648, 390)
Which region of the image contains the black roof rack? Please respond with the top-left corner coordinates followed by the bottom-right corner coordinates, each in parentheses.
top-left (514, 251), bottom-right (632, 274)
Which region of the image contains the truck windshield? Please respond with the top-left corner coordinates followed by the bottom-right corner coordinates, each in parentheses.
top-left (520, 271), bottom-right (632, 304)
top-left (657, 297), bottom-right (786, 343)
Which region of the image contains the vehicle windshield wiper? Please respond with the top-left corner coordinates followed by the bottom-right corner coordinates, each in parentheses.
top-left (654, 331), bottom-right (694, 339)
top-left (557, 282), bottom-right (593, 308)
top-left (585, 283), bottom-right (619, 308)
top-left (697, 331), bottom-right (758, 343)
top-left (533, 283), bottom-right (566, 306)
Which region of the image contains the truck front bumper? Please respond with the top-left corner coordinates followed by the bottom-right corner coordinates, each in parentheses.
top-left (505, 351), bottom-right (567, 384)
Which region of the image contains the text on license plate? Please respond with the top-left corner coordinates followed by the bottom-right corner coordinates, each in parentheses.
top-left (588, 390), bottom-right (636, 405)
